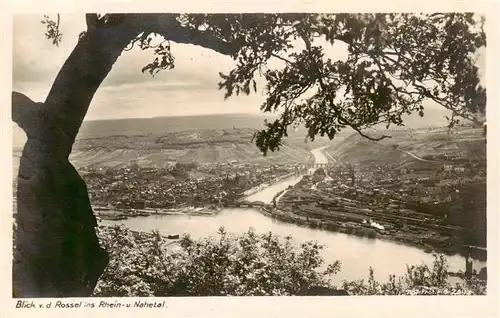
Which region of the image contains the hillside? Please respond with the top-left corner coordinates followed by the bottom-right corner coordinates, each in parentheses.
top-left (13, 114), bottom-right (342, 172)
top-left (68, 128), bottom-right (316, 169)
top-left (12, 113), bottom-right (275, 150)
top-left (76, 113), bottom-right (275, 140)
top-left (326, 126), bottom-right (486, 170)
top-left (13, 127), bottom-right (335, 172)
top-left (13, 112), bottom-right (454, 171)
top-left (289, 126), bottom-right (488, 251)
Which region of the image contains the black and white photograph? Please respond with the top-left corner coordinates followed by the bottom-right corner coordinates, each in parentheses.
top-left (2, 2), bottom-right (499, 317)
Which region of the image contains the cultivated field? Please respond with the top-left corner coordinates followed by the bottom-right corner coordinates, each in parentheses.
top-left (326, 126), bottom-right (486, 169)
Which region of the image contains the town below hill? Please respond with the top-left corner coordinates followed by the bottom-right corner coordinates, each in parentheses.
top-left (308, 126), bottom-right (487, 255)
top-left (12, 115), bottom-right (487, 259)
top-left (67, 128), bottom-right (332, 169)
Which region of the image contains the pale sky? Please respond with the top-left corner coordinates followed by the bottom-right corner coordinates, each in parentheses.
top-left (13, 14), bottom-right (485, 121)
top-left (12, 14), bottom-right (256, 120)
top-left (12, 14), bottom-right (347, 120)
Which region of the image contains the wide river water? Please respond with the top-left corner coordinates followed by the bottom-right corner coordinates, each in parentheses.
top-left (103, 147), bottom-right (486, 285)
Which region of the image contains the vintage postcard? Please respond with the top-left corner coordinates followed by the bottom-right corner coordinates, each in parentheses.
top-left (1, 0), bottom-right (499, 317)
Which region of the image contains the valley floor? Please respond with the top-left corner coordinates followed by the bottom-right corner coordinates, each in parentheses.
top-left (264, 166), bottom-right (486, 261)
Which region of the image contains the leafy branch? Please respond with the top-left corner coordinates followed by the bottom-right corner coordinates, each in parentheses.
top-left (39, 13), bottom-right (486, 155)
top-left (41, 14), bottom-right (62, 46)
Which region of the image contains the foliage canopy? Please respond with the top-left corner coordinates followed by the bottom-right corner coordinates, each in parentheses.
top-left (41, 13), bottom-right (486, 154)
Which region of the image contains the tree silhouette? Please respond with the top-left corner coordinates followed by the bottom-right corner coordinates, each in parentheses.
top-left (12, 13), bottom-right (486, 297)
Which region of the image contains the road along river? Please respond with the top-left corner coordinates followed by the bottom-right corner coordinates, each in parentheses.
top-left (103, 147), bottom-right (485, 285)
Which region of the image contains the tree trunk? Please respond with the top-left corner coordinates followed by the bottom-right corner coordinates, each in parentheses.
top-left (13, 25), bottom-right (138, 297)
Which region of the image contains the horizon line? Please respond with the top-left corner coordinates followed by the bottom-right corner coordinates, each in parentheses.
top-left (83, 112), bottom-right (274, 123)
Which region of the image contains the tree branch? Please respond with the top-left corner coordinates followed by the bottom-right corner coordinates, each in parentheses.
top-left (131, 14), bottom-right (237, 56)
top-left (166, 24), bottom-right (235, 55)
top-left (271, 53), bottom-right (293, 65)
top-left (309, 59), bottom-right (392, 142)
top-left (296, 27), bottom-right (312, 51)
top-left (350, 126), bottom-right (392, 141)
top-left (86, 14), bottom-right (99, 31)
top-left (43, 21), bottom-right (141, 151)
top-left (375, 50), bottom-right (484, 125)
top-left (12, 91), bottom-right (43, 137)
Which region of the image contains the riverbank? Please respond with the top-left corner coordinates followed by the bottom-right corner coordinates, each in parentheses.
top-left (95, 205), bottom-right (223, 221)
top-left (267, 161), bottom-right (487, 262)
top-left (95, 169), bottom-right (305, 221)
top-left (99, 216), bottom-right (487, 285)
top-left (257, 205), bottom-right (486, 262)
top-left (242, 170), bottom-right (304, 198)
top-left (98, 200), bottom-right (474, 260)
top-left (95, 223), bottom-right (487, 296)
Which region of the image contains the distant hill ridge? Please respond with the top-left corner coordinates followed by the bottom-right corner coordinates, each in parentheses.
top-left (77, 113), bottom-right (275, 140)
top-left (74, 128), bottom-right (258, 150)
top-left (327, 126), bottom-right (486, 169)
top-left (12, 111), bottom-right (464, 171)
top-left (13, 113), bottom-right (275, 150)
top-left (77, 108), bottom-right (451, 139)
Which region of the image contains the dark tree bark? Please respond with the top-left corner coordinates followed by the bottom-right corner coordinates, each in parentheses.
top-left (12, 22), bottom-right (140, 297)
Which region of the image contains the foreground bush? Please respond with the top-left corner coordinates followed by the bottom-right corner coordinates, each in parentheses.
top-left (94, 225), bottom-right (340, 296)
top-left (93, 225), bottom-right (486, 296)
top-left (341, 254), bottom-right (487, 295)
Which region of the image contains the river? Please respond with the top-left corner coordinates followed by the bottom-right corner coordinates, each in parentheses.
top-left (103, 146), bottom-right (486, 285)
